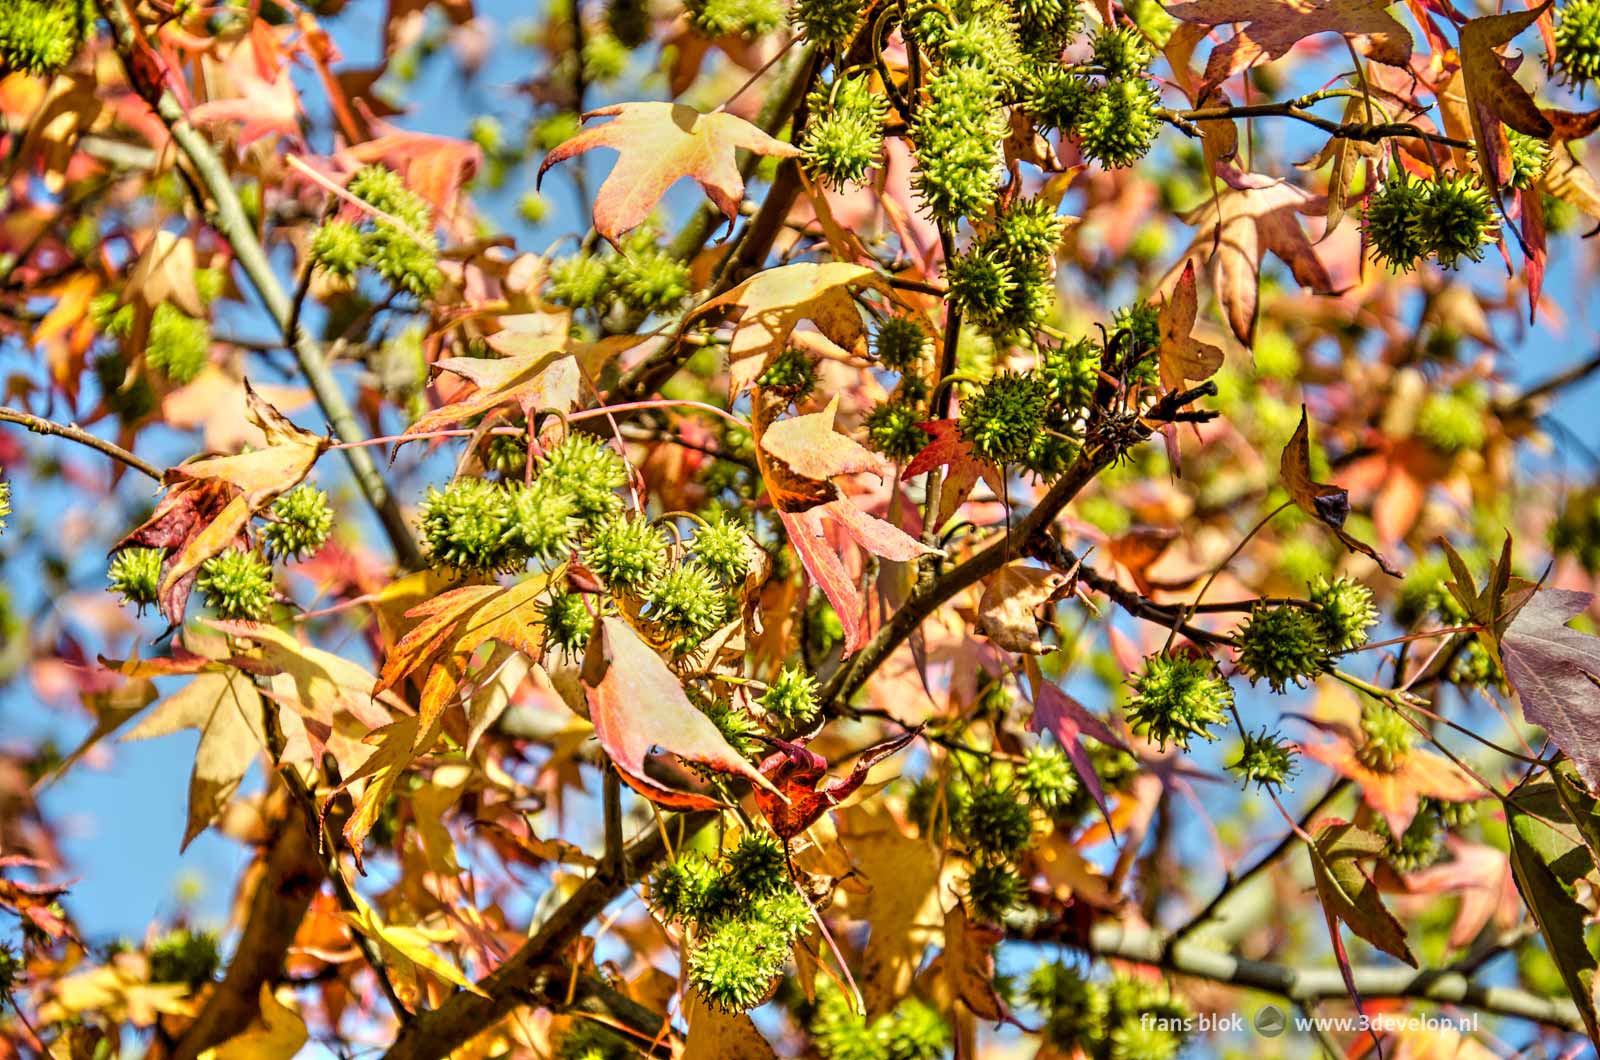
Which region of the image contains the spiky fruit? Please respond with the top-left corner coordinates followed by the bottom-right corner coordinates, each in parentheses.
top-left (723, 830), bottom-right (788, 897)
top-left (1018, 744), bottom-right (1078, 810)
top-left (1041, 337), bottom-right (1102, 411)
top-left (419, 478), bottom-right (515, 572)
top-left (540, 434), bottom-right (628, 524)
top-left (261, 485), bottom-right (334, 561)
top-left (541, 590), bottom-right (596, 656)
top-left (148, 929), bottom-right (222, 987)
top-left (1234, 604), bottom-right (1331, 692)
top-left (692, 512), bottom-right (753, 584)
top-left (504, 479), bottom-right (578, 563)
top-left (310, 220), bottom-right (367, 279)
top-left (687, 907), bottom-right (793, 1011)
top-left (196, 550), bottom-right (274, 621)
top-left (1554, 0), bottom-right (1600, 86)
top-left (1076, 79), bottom-right (1162, 169)
top-left (1380, 807), bottom-right (1444, 872)
top-left (757, 346), bottom-right (818, 398)
top-left (1231, 728), bottom-right (1300, 791)
top-left (1415, 385), bottom-right (1487, 454)
top-left (1090, 25), bottom-right (1154, 78)
top-left (866, 400), bottom-right (932, 462)
top-left (875, 315), bottom-right (931, 371)
top-left (643, 561), bottom-right (729, 646)
top-left (757, 664), bottom-right (820, 728)
top-left (1108, 1020), bottom-right (1182, 1060)
top-left (965, 861), bottom-right (1023, 922)
top-left (610, 247), bottom-right (691, 312)
top-left (959, 780), bottom-right (1034, 858)
top-left (946, 246), bottom-right (1016, 327)
top-left (548, 253), bottom-right (611, 309)
top-left (146, 304), bottom-right (210, 385)
top-left (582, 516), bottom-right (667, 594)
top-left (1363, 173), bottom-right (1430, 271)
top-left (1356, 702), bottom-right (1415, 772)
top-left (0, 0), bottom-right (94, 76)
top-left (1505, 129), bottom-right (1552, 190)
top-left (1309, 575), bottom-right (1379, 651)
top-left (911, 64), bottom-right (1006, 223)
top-left (108, 547), bottom-right (165, 614)
top-left (346, 166), bottom-right (443, 297)
top-left (995, 197), bottom-right (1069, 260)
top-left (958, 371), bottom-right (1053, 464)
top-left (1027, 962), bottom-right (1110, 1054)
top-left (1126, 653), bottom-right (1234, 749)
top-left (791, 0), bottom-right (863, 48)
top-left (605, 0), bottom-right (651, 45)
top-left (801, 74), bottom-right (888, 189)
top-left (1026, 68), bottom-right (1095, 134)
top-left (686, 0), bottom-right (786, 35)
top-left (1414, 174), bottom-right (1498, 269)
top-left (650, 854), bottom-right (724, 925)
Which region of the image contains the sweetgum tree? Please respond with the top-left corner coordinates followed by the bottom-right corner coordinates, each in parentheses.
top-left (5, 0), bottom-right (1600, 1055)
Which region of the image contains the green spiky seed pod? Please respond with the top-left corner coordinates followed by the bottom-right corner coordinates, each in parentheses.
top-left (757, 664), bottom-right (819, 727)
top-left (196, 550), bottom-right (274, 621)
top-left (1027, 962), bottom-right (1109, 1054)
top-left (606, 0), bottom-right (651, 46)
top-left (945, 247), bottom-right (1015, 327)
top-left (650, 854), bottom-right (723, 925)
top-left (148, 929), bottom-right (222, 987)
top-left (958, 371), bottom-right (1052, 464)
top-left (548, 253), bottom-right (611, 309)
top-left (1109, 301), bottom-right (1160, 385)
top-left (1026, 68), bottom-right (1095, 134)
top-left (965, 861), bottom-right (1023, 922)
top-left (581, 32), bottom-right (629, 81)
top-left (1363, 173), bottom-right (1430, 271)
top-left (1023, 426), bottom-right (1079, 480)
top-left (687, 0), bottom-right (786, 35)
top-left (1415, 385), bottom-right (1487, 454)
top-left (791, 0), bottom-right (863, 48)
top-left (610, 247), bottom-right (691, 312)
top-left (757, 346), bottom-right (818, 398)
top-left (1234, 604), bottom-right (1331, 692)
top-left (724, 830), bottom-right (788, 897)
top-left (555, 1021), bottom-right (636, 1060)
top-left (485, 431), bottom-right (528, 475)
top-left (343, 167), bottom-right (444, 298)
top-left (1434, 795), bottom-right (1478, 828)
top-left (146, 303), bottom-right (210, 385)
top-left (959, 780), bottom-right (1034, 858)
top-left (541, 434), bottom-right (629, 524)
top-left (0, 0), bottom-right (94, 76)
top-left (994, 197), bottom-right (1068, 260)
top-left (310, 220), bottom-right (367, 279)
top-left (924, 14), bottom-right (1026, 84)
top-left (1505, 130), bottom-right (1552, 190)
top-left (1076, 79), bottom-right (1161, 169)
top-left (1309, 575), bottom-right (1379, 651)
top-left (1356, 702), bottom-right (1415, 772)
top-left (1126, 653), bottom-right (1234, 749)
top-left (801, 74), bottom-right (888, 190)
top-left (541, 590), bottom-right (596, 656)
top-left (582, 516), bottom-right (667, 594)
top-left (108, 547), bottom-right (165, 614)
top-left (1018, 744), bottom-right (1078, 810)
top-left (1381, 808), bottom-right (1444, 872)
top-left (1108, 1021), bottom-right (1182, 1060)
top-left (1414, 173), bottom-right (1498, 269)
top-left (262, 485), bottom-right (333, 561)
top-left (688, 914), bottom-right (793, 1011)
top-left (643, 561), bottom-right (729, 645)
top-left (1090, 25), bottom-right (1154, 79)
top-left (911, 64), bottom-right (1006, 224)
top-left (1013, 0), bottom-right (1083, 57)
top-left (419, 478), bottom-right (515, 572)
top-left (91, 292), bottom-right (136, 338)
top-left (0, 942), bottom-right (17, 995)
top-left (1106, 973), bottom-right (1191, 1034)
top-left (1041, 337), bottom-right (1102, 411)
top-left (1555, 0), bottom-right (1600, 86)
top-left (691, 513), bottom-right (753, 584)
top-left (886, 998), bottom-right (952, 1060)
top-left (866, 400), bottom-right (933, 462)
top-left (505, 478), bottom-right (578, 563)
top-left (1231, 728), bottom-right (1300, 791)
top-left (875, 315), bottom-right (931, 372)
top-left (700, 695), bottom-right (763, 757)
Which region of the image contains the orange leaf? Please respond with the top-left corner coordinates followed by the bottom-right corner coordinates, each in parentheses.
top-left (538, 102), bottom-right (800, 247)
top-left (1156, 260), bottom-right (1225, 392)
top-left (1460, 4), bottom-right (1553, 187)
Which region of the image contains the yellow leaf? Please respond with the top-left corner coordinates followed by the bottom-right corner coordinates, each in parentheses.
top-left (342, 891), bottom-right (488, 1002)
top-left (201, 984), bottom-right (308, 1060)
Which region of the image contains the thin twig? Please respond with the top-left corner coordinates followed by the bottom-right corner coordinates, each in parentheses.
top-left (0, 406), bottom-right (163, 481)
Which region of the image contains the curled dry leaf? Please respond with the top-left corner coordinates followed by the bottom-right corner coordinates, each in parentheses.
top-left (1280, 406), bottom-right (1401, 576)
top-left (1155, 260), bottom-right (1225, 392)
top-left (978, 562), bottom-right (1071, 654)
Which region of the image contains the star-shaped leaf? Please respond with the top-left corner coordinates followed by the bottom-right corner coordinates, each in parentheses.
top-left (1156, 260), bottom-right (1225, 391)
top-left (1167, 0), bottom-right (1412, 86)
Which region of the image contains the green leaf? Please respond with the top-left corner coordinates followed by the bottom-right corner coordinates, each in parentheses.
top-left (1504, 772), bottom-right (1600, 1045)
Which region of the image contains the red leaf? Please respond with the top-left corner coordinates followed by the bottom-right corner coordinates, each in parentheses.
top-left (752, 729), bottom-right (919, 838)
top-left (1026, 681), bottom-right (1129, 827)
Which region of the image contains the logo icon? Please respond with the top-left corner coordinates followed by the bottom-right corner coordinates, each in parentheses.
top-left (1254, 1004), bottom-right (1286, 1037)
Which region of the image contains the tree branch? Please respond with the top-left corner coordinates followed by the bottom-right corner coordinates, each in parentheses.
top-left (0, 406), bottom-right (163, 482)
top-left (95, 0), bottom-right (424, 570)
top-left (1166, 101), bottom-right (1473, 151)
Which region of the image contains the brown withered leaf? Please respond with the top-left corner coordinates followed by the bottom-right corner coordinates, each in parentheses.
top-left (1280, 406), bottom-right (1401, 576)
top-left (1165, 172), bottom-right (1335, 344)
top-left (1156, 260), bottom-right (1225, 392)
top-left (929, 903), bottom-right (1009, 1020)
top-left (1460, 4), bottom-right (1553, 187)
top-left (978, 562), bottom-right (1071, 654)
top-left (1544, 144), bottom-right (1600, 223)
top-left (1309, 819), bottom-right (1417, 966)
top-left (1167, 0), bottom-right (1412, 86)
top-left (683, 991), bottom-right (779, 1060)
top-left (538, 102), bottom-right (800, 247)
top-left (1299, 98), bottom-right (1382, 231)
top-left (395, 346), bottom-right (579, 454)
top-left (582, 616), bottom-right (778, 809)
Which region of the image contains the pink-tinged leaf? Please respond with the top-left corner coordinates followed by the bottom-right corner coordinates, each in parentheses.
top-left (1167, 0), bottom-right (1412, 86)
top-left (904, 419), bottom-right (1003, 527)
top-left (753, 728), bottom-right (919, 838)
top-left (824, 497), bottom-right (935, 563)
top-left (537, 102), bottom-right (801, 247)
top-left (582, 617), bottom-right (779, 808)
top-left (779, 507), bottom-right (867, 655)
top-left (1520, 187), bottom-right (1547, 323)
top-left (1500, 588), bottom-right (1600, 792)
top-left (759, 395), bottom-right (886, 482)
top-left (1308, 819), bottom-right (1417, 966)
top-left (1027, 682), bottom-right (1128, 826)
